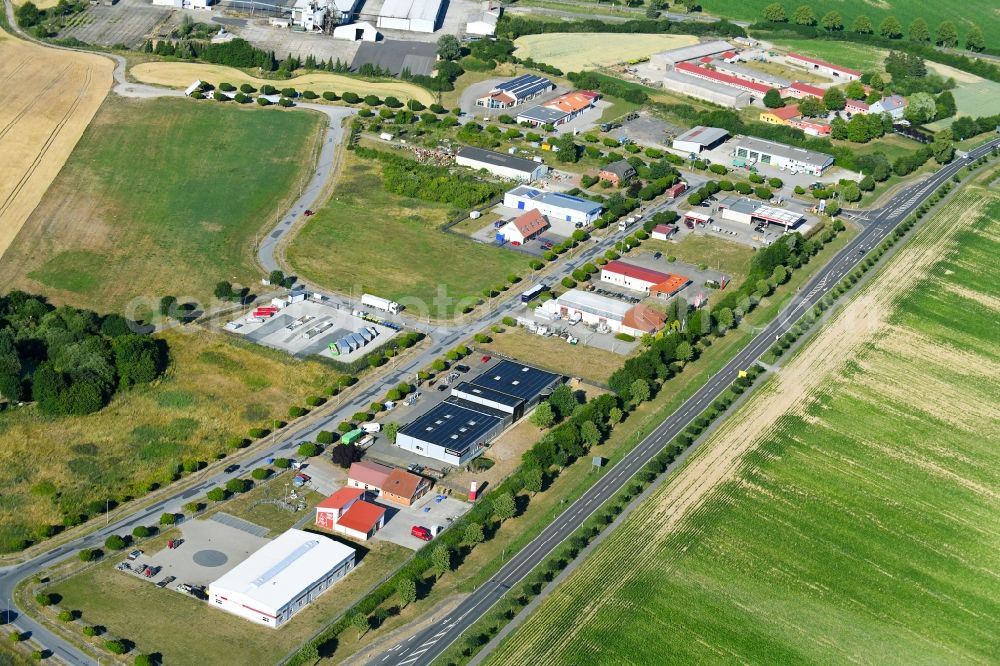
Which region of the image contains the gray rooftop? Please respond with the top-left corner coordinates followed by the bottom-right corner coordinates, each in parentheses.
top-left (713, 61), bottom-right (790, 88)
top-left (516, 105), bottom-right (568, 124)
top-left (601, 160), bottom-right (636, 179)
top-left (653, 40), bottom-right (733, 64)
top-left (398, 397), bottom-right (506, 452)
top-left (457, 146), bottom-right (540, 175)
top-left (673, 125), bottom-right (730, 146)
top-left (734, 136), bottom-right (834, 169)
top-left (555, 289), bottom-right (632, 321)
top-left (508, 186), bottom-right (603, 215)
top-left (464, 359), bottom-right (561, 404)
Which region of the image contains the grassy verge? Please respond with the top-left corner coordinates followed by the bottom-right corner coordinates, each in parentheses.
top-left (480, 328), bottom-right (628, 384)
top-left (0, 96), bottom-right (323, 315)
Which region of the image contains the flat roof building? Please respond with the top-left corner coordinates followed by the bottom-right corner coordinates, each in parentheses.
top-left (504, 186), bottom-right (603, 225)
top-left (453, 359), bottom-right (561, 415)
top-left (718, 196), bottom-right (804, 229)
top-left (396, 397), bottom-right (509, 466)
top-left (733, 136), bottom-right (834, 175)
top-left (542, 290), bottom-right (668, 336)
top-left (456, 146), bottom-right (547, 182)
top-left (650, 40), bottom-right (734, 68)
top-left (672, 125), bottom-right (730, 154)
top-left (377, 0), bottom-right (444, 32)
top-left (475, 74), bottom-right (554, 109)
top-left (601, 260), bottom-right (691, 297)
top-left (208, 529), bottom-right (355, 628)
top-left (661, 69), bottom-right (753, 109)
top-left (674, 62), bottom-right (772, 96)
top-left (712, 61), bottom-right (790, 89)
top-left (516, 90), bottom-right (599, 127)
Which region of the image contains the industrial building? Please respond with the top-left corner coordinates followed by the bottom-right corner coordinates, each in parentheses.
top-left (516, 90), bottom-right (600, 127)
top-left (649, 40), bottom-right (735, 69)
top-left (376, 0), bottom-right (444, 32)
top-left (333, 21), bottom-right (380, 41)
top-left (717, 197), bottom-right (804, 230)
top-left (600, 260), bottom-right (690, 297)
top-left (541, 290), bottom-right (667, 337)
top-left (672, 126), bottom-right (730, 154)
top-left (712, 61), bottom-right (790, 89)
top-left (675, 62), bottom-right (772, 97)
top-left (466, 4), bottom-right (501, 36)
top-left (786, 53), bottom-right (861, 81)
top-left (395, 360), bottom-right (561, 465)
top-left (499, 209), bottom-right (549, 245)
top-left (291, 0), bottom-right (361, 30)
top-left (732, 136), bottom-right (834, 175)
top-left (396, 398), bottom-right (509, 466)
top-left (661, 69), bottom-right (753, 109)
top-left (475, 74), bottom-right (554, 109)
top-left (208, 529), bottom-right (355, 628)
top-left (456, 146), bottom-right (547, 181)
top-left (781, 82), bottom-right (825, 100)
top-left (651, 223), bottom-right (678, 240)
top-left (503, 186), bottom-right (603, 226)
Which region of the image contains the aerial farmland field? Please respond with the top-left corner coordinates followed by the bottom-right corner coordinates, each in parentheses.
top-left (513, 33), bottom-right (698, 72)
top-left (488, 185), bottom-right (1000, 664)
top-left (0, 97), bottom-right (322, 314)
top-left (0, 25), bottom-right (112, 260)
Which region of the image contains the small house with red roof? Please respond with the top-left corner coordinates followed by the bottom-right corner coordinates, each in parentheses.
top-left (333, 500), bottom-right (386, 541)
top-left (500, 209), bottom-right (549, 245)
top-left (315, 488), bottom-right (365, 529)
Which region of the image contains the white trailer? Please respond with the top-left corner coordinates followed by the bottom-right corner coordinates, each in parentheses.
top-left (361, 293), bottom-right (401, 314)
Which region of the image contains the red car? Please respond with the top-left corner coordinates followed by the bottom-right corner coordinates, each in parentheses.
top-left (411, 525), bottom-right (432, 541)
top-left (303, 209), bottom-right (315, 217)
top-left (480, 355), bottom-right (491, 363)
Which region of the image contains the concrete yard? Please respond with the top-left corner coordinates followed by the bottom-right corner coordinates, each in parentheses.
top-left (226, 297), bottom-right (398, 361)
top-left (60, 0), bottom-right (175, 48)
top-left (371, 492), bottom-right (470, 550)
top-left (128, 519), bottom-right (271, 592)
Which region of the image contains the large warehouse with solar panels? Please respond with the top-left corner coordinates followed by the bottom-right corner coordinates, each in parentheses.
top-left (395, 360), bottom-right (562, 465)
top-left (475, 74), bottom-right (554, 109)
top-left (208, 529), bottom-right (355, 628)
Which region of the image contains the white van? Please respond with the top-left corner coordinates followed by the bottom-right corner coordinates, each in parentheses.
top-left (360, 422), bottom-right (381, 433)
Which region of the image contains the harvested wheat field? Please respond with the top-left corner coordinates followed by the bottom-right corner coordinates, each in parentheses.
top-left (513, 33), bottom-right (698, 72)
top-left (130, 62), bottom-right (436, 105)
top-left (489, 186), bottom-right (1000, 665)
top-left (0, 27), bottom-right (112, 259)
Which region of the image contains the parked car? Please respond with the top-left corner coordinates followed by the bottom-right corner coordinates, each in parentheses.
top-left (156, 576), bottom-right (176, 589)
top-left (224, 464), bottom-right (240, 474)
top-left (480, 355), bottom-right (491, 363)
top-left (407, 464), bottom-right (424, 474)
top-left (455, 364), bottom-right (470, 373)
top-left (127, 549), bottom-right (143, 560)
top-left (411, 525), bottom-right (433, 541)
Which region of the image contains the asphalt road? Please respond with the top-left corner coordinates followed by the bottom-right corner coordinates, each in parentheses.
top-left (373, 139), bottom-right (1000, 666)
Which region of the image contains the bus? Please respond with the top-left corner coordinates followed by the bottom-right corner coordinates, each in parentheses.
top-left (520, 284), bottom-right (546, 303)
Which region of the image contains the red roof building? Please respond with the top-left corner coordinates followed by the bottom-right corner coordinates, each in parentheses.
top-left (651, 224), bottom-right (677, 240)
top-left (781, 82), bottom-right (825, 99)
top-left (347, 461), bottom-right (392, 491)
top-left (501, 209), bottom-right (549, 245)
top-left (649, 274), bottom-right (692, 299)
top-left (601, 261), bottom-right (692, 298)
top-left (788, 117), bottom-right (832, 136)
top-left (786, 53), bottom-right (861, 79)
top-left (674, 62), bottom-right (772, 95)
top-left (315, 488), bottom-right (365, 529)
top-left (381, 469), bottom-right (431, 507)
top-left (334, 500), bottom-right (386, 541)
top-left (622, 304), bottom-right (667, 336)
top-left (845, 98), bottom-right (870, 114)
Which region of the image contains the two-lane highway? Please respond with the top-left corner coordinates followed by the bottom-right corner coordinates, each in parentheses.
top-left (377, 139), bottom-right (1000, 666)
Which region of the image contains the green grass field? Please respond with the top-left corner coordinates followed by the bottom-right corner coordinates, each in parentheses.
top-left (927, 79), bottom-right (1000, 130)
top-left (0, 97), bottom-right (322, 314)
top-left (703, 0), bottom-right (999, 49)
top-left (488, 187), bottom-right (1000, 664)
top-left (768, 38), bottom-right (888, 72)
top-left (286, 153), bottom-right (531, 318)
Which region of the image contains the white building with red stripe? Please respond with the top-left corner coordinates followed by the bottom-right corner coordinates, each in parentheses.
top-left (674, 62), bottom-right (772, 97)
top-left (786, 53), bottom-right (861, 81)
top-left (208, 529), bottom-right (355, 628)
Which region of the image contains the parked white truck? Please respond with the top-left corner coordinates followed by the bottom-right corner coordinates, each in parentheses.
top-left (361, 293), bottom-right (401, 314)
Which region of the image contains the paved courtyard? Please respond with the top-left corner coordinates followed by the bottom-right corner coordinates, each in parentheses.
top-left (371, 492), bottom-right (470, 550)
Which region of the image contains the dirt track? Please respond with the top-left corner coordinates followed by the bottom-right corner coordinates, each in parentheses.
top-left (0, 27), bottom-right (112, 259)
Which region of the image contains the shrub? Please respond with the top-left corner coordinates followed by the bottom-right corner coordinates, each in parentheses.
top-left (132, 526), bottom-right (151, 539)
top-left (251, 468), bottom-right (271, 480)
top-left (58, 610), bottom-right (74, 622)
top-left (306, 395), bottom-right (324, 407)
top-left (78, 549), bottom-right (99, 562)
top-left (248, 428), bottom-right (268, 439)
top-left (322, 91), bottom-right (339, 101)
top-left (561, 277), bottom-right (577, 289)
top-left (261, 84), bottom-right (277, 95)
top-left (288, 405), bottom-right (307, 418)
top-left (614, 333), bottom-right (635, 342)
top-left (104, 535), bottom-right (126, 550)
top-left (316, 430), bottom-right (336, 444)
top-left (105, 639), bottom-right (127, 655)
top-left (83, 625), bottom-right (98, 637)
top-left (278, 98), bottom-right (294, 108)
top-left (298, 442), bottom-right (321, 457)
top-left (273, 458), bottom-right (291, 469)
top-left (303, 90), bottom-right (318, 99)
top-left (35, 592), bottom-right (56, 606)
top-left (206, 487), bottom-right (227, 502)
